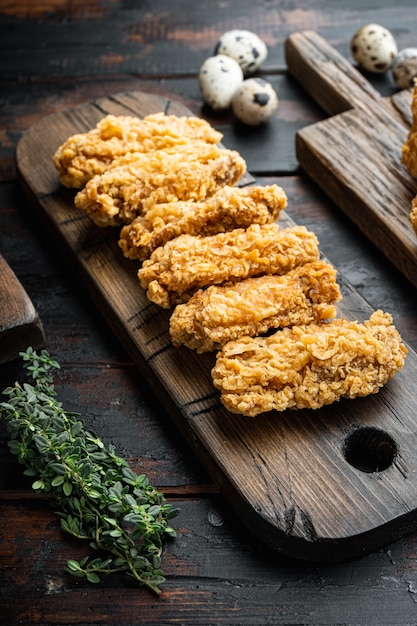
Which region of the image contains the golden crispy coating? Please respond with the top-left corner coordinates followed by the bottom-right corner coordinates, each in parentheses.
top-left (138, 223), bottom-right (320, 308)
top-left (403, 84), bottom-right (417, 236)
top-left (212, 310), bottom-right (407, 416)
top-left (118, 184), bottom-right (288, 261)
top-left (53, 113), bottom-right (223, 188)
top-left (402, 84), bottom-right (417, 177)
top-left (169, 260), bottom-right (341, 353)
top-left (410, 194), bottom-right (417, 236)
top-left (74, 143), bottom-right (246, 227)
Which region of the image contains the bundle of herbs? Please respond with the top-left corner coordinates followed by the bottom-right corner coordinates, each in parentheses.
top-left (0, 348), bottom-right (179, 594)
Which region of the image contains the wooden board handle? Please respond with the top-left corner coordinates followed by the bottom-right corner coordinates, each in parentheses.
top-left (285, 30), bottom-right (392, 117)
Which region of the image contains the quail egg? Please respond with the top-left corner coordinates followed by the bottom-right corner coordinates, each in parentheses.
top-left (350, 24), bottom-right (398, 73)
top-left (214, 29), bottom-right (268, 75)
top-left (392, 48), bottom-right (417, 88)
top-left (198, 54), bottom-right (244, 110)
top-left (232, 78), bottom-right (278, 125)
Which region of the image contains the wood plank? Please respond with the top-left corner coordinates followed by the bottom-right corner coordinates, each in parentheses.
top-left (285, 30), bottom-right (417, 290)
top-left (2, 490), bottom-right (417, 625)
top-left (15, 90), bottom-right (417, 562)
top-left (3, 2), bottom-right (417, 81)
top-left (0, 253), bottom-right (45, 364)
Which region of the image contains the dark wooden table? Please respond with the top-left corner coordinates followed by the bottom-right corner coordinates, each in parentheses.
top-left (2, 1), bottom-right (417, 624)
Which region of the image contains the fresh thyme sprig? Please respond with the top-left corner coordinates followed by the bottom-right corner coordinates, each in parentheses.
top-left (0, 347), bottom-right (179, 594)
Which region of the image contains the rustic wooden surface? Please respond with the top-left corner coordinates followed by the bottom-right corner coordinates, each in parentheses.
top-left (16, 89), bottom-right (417, 564)
top-left (3, 1), bottom-right (417, 624)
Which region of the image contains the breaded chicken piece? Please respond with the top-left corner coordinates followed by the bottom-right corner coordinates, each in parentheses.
top-left (402, 83), bottom-right (417, 177)
top-left (410, 194), bottom-right (417, 236)
top-left (74, 143), bottom-right (246, 227)
top-left (138, 223), bottom-right (320, 308)
top-left (118, 184), bottom-right (288, 261)
top-left (212, 310), bottom-right (407, 416)
top-left (53, 113), bottom-right (223, 188)
top-left (169, 260), bottom-right (341, 353)
top-left (401, 85), bottom-right (417, 236)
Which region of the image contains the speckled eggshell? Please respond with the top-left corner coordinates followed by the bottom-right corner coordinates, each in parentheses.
top-left (232, 78), bottom-right (278, 126)
top-left (350, 24), bottom-right (398, 73)
top-left (214, 29), bottom-right (268, 75)
top-left (392, 48), bottom-right (417, 88)
top-left (198, 54), bottom-right (244, 110)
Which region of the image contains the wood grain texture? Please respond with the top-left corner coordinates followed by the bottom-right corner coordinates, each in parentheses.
top-left (3, 1), bottom-right (417, 81)
top-left (5, 490), bottom-right (417, 626)
top-left (286, 30), bottom-right (417, 290)
top-left (0, 253), bottom-right (45, 363)
top-left (14, 90), bottom-right (417, 562)
top-left (4, 489), bottom-right (417, 626)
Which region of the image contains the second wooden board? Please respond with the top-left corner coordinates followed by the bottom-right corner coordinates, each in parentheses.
top-left (286, 30), bottom-right (417, 290)
top-left (0, 253), bottom-right (45, 364)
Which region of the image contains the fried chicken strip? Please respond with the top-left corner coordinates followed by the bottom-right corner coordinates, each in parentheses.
top-left (401, 84), bottom-right (417, 236)
top-left (118, 184), bottom-right (288, 261)
top-left (410, 194), bottom-right (417, 236)
top-left (212, 310), bottom-right (407, 416)
top-left (402, 83), bottom-right (417, 177)
top-left (74, 143), bottom-right (246, 227)
top-left (138, 223), bottom-right (320, 308)
top-left (53, 113), bottom-right (223, 188)
top-left (169, 260), bottom-right (341, 353)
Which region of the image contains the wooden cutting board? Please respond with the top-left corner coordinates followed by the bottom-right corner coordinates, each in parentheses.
top-left (0, 253), bottom-right (45, 364)
top-left (285, 30), bottom-right (417, 289)
top-left (15, 90), bottom-right (417, 563)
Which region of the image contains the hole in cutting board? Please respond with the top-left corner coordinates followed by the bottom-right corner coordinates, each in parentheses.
top-left (343, 427), bottom-right (397, 473)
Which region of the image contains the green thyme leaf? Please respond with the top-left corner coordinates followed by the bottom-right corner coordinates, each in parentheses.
top-left (0, 348), bottom-right (179, 594)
